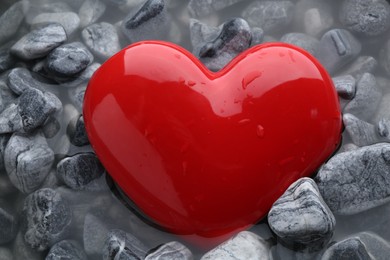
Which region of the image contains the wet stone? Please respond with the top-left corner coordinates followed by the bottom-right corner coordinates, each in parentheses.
top-left (315, 28), bottom-right (361, 74)
top-left (341, 56), bottom-right (378, 80)
top-left (67, 115), bottom-right (89, 146)
top-left (188, 0), bottom-right (246, 17)
top-left (268, 178), bottom-right (335, 252)
top-left (280, 32), bottom-right (319, 55)
top-left (344, 73), bottom-right (382, 121)
top-left (343, 113), bottom-right (379, 147)
top-left (316, 143), bottom-right (390, 215)
top-left (332, 75), bottom-right (356, 100)
top-left (102, 229), bottom-right (148, 260)
top-left (340, 0), bottom-right (390, 36)
top-left (22, 188), bottom-right (72, 251)
top-left (321, 237), bottom-right (372, 260)
top-left (121, 0), bottom-right (172, 42)
top-left (46, 240), bottom-right (87, 260)
top-left (56, 153), bottom-right (105, 191)
top-left (5, 132), bottom-right (54, 194)
top-left (30, 12), bottom-right (81, 36)
top-left (0, 207), bottom-right (17, 244)
top-left (242, 1), bottom-right (294, 33)
top-left (0, 1), bottom-right (27, 46)
top-left (10, 23), bottom-right (67, 60)
top-left (79, 0), bottom-right (107, 28)
top-left (81, 22), bottom-right (121, 60)
top-left (45, 42), bottom-right (94, 78)
top-left (145, 241), bottom-right (193, 260)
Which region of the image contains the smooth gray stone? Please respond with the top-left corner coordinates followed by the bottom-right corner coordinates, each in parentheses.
top-left (79, 0), bottom-right (107, 28)
top-left (46, 240), bottom-right (87, 260)
top-left (121, 0), bottom-right (172, 43)
top-left (268, 177), bottom-right (335, 251)
top-left (344, 73), bottom-right (382, 121)
top-left (0, 247), bottom-right (13, 260)
top-left (12, 231), bottom-right (44, 260)
top-left (67, 83), bottom-right (86, 111)
top-left (42, 116), bottom-right (60, 139)
top-left (380, 38), bottom-right (390, 76)
top-left (242, 1), bottom-right (294, 33)
top-left (0, 207), bottom-right (17, 244)
top-left (0, 75), bottom-right (17, 112)
top-left (321, 237), bottom-right (372, 260)
top-left (0, 1), bottom-right (28, 46)
top-left (67, 115), bottom-right (89, 146)
top-left (22, 188), bottom-right (72, 251)
top-left (31, 12), bottom-right (80, 36)
top-left (189, 19), bottom-right (221, 50)
top-left (340, 0), bottom-right (390, 36)
top-left (10, 23), bottom-right (67, 60)
top-left (188, 0), bottom-right (246, 17)
top-left (102, 229), bottom-right (148, 260)
top-left (0, 104), bottom-right (23, 134)
top-left (5, 132), bottom-right (54, 194)
top-left (82, 22), bottom-right (121, 60)
top-left (374, 93), bottom-right (390, 123)
top-left (201, 231), bottom-right (271, 260)
top-left (26, 2), bottom-right (73, 24)
top-left (0, 45), bottom-right (16, 73)
top-left (338, 143), bottom-right (359, 154)
top-left (343, 113), bottom-right (379, 147)
top-left (280, 32), bottom-right (319, 55)
top-left (8, 67), bottom-right (53, 95)
top-left (145, 241), bottom-right (193, 260)
top-left (46, 42), bottom-right (94, 78)
top-left (358, 232), bottom-right (390, 260)
top-left (332, 75), bottom-right (356, 100)
top-left (60, 62), bottom-right (100, 88)
top-left (56, 153), bottom-right (105, 191)
top-left (195, 18), bottom-right (252, 71)
top-left (250, 27), bottom-right (264, 46)
top-left (315, 29), bottom-right (361, 74)
top-left (378, 118), bottom-right (390, 139)
top-left (316, 143), bottom-right (390, 215)
top-left (341, 56), bottom-right (378, 80)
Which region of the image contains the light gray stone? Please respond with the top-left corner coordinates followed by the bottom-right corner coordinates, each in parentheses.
top-left (321, 237), bottom-right (372, 260)
top-left (332, 75), bottom-right (356, 100)
top-left (189, 19), bottom-right (220, 50)
top-left (31, 12), bottom-right (80, 36)
top-left (103, 229), bottom-right (148, 260)
top-left (145, 241), bottom-right (193, 260)
top-left (67, 115), bottom-right (89, 146)
top-left (0, 1), bottom-right (28, 46)
top-left (46, 240), bottom-right (87, 260)
top-left (79, 0), bottom-right (106, 28)
top-left (280, 32), bottom-right (319, 55)
top-left (343, 113), bottom-right (379, 147)
top-left (83, 212), bottom-right (110, 256)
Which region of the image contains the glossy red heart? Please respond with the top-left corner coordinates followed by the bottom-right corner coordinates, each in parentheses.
top-left (83, 41), bottom-right (342, 245)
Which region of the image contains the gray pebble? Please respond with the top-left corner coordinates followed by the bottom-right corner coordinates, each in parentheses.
top-left (315, 29), bottom-right (361, 74)
top-left (340, 0), bottom-right (390, 36)
top-left (79, 0), bottom-right (107, 28)
top-left (201, 231), bottom-right (271, 260)
top-left (332, 75), bottom-right (356, 100)
top-left (11, 23), bottom-right (67, 60)
top-left (344, 73), bottom-right (382, 121)
top-left (374, 93), bottom-right (390, 123)
top-left (377, 118), bottom-right (390, 139)
top-left (0, 207), bottom-right (17, 244)
top-left (358, 232), bottom-right (390, 260)
top-left (26, 2), bottom-right (73, 24)
top-left (12, 231), bottom-right (44, 260)
top-left (0, 45), bottom-right (16, 73)
top-left (343, 113), bottom-right (379, 146)
top-left (67, 115), bottom-right (89, 146)
top-left (103, 229), bottom-right (148, 260)
top-left (280, 32), bottom-right (319, 55)
top-left (380, 38), bottom-right (390, 76)
top-left (242, 1), bottom-right (294, 33)
top-left (42, 116), bottom-right (61, 139)
top-left (83, 212), bottom-right (110, 256)
top-left (188, 0), bottom-right (246, 17)
top-left (46, 240), bottom-right (87, 260)
top-left (268, 178), bottom-right (335, 251)
top-left (60, 62), bottom-right (100, 88)
top-left (5, 132), bottom-right (54, 194)
top-left (22, 188), bottom-right (72, 251)
top-left (31, 12), bottom-right (81, 36)
top-left (121, 0), bottom-right (172, 42)
top-left (0, 134), bottom-right (10, 172)
top-left (189, 19), bottom-right (221, 50)
top-left (250, 27), bottom-right (264, 46)
top-left (82, 22), bottom-right (121, 60)
top-left (145, 241), bottom-right (193, 260)
top-left (0, 247), bottom-right (13, 260)
top-left (56, 153), bottom-right (105, 191)
top-left (0, 75), bottom-right (17, 112)
top-left (338, 143), bottom-right (359, 154)
top-left (0, 174), bottom-right (18, 198)
top-left (0, 1), bottom-right (28, 46)
top-left (321, 237), bottom-right (372, 260)
top-left (45, 42), bottom-right (94, 78)
top-left (316, 143), bottom-right (390, 215)
top-left (340, 56), bottom-right (378, 80)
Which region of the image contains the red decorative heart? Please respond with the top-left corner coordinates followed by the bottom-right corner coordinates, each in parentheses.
top-left (83, 41), bottom-right (342, 245)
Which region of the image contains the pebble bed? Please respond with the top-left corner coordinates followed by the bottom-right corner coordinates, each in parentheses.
top-left (1, 0), bottom-right (390, 259)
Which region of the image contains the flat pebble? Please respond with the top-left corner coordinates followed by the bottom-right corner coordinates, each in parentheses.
top-left (0, 1), bottom-right (28, 45)
top-left (280, 32), bottom-right (319, 55)
top-left (188, 0), bottom-right (246, 17)
top-left (31, 12), bottom-right (80, 36)
top-left (201, 231), bottom-right (271, 260)
top-left (46, 240), bottom-right (87, 260)
top-left (268, 178), bottom-right (335, 251)
top-left (79, 0), bottom-right (106, 28)
top-left (82, 22), bottom-right (121, 60)
top-left (103, 229), bottom-right (148, 260)
top-left (67, 115), bottom-right (89, 146)
top-left (5, 132), bottom-right (54, 194)
top-left (321, 237), bottom-right (372, 260)
top-left (22, 188), bottom-right (72, 251)
top-left (332, 75), bottom-right (356, 100)
top-left (316, 143), bottom-right (390, 215)
top-left (10, 23), bottom-right (67, 60)
top-left (343, 113), bottom-right (379, 146)
top-left (0, 207), bottom-right (17, 244)
top-left (145, 241), bottom-right (193, 260)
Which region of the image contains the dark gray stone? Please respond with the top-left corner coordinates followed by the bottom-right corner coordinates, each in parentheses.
top-left (343, 113), bottom-right (379, 146)
top-left (340, 0), bottom-right (390, 36)
top-left (0, 1), bottom-right (28, 45)
top-left (5, 132), bottom-right (54, 193)
top-left (79, 0), bottom-right (107, 28)
top-left (242, 1), bottom-right (294, 33)
top-left (333, 75), bottom-right (356, 100)
top-left (11, 23), bottom-right (67, 60)
top-left (60, 63), bottom-right (100, 88)
top-left (268, 178), bottom-right (335, 251)
top-left (0, 207), bottom-right (17, 244)
top-left (31, 12), bottom-right (81, 36)
top-left (22, 188), bottom-right (72, 251)
top-left (188, 0), bottom-right (246, 17)
top-left (46, 240), bottom-right (87, 260)
top-left (321, 237), bottom-right (372, 260)
top-left (316, 143), bottom-right (390, 215)
top-left (46, 42), bottom-right (94, 78)
top-left (145, 242), bottom-right (193, 260)
top-left (81, 22), bottom-right (121, 60)
top-left (315, 29), bottom-right (361, 74)
top-left (0, 174), bottom-right (18, 198)
top-left (67, 115), bottom-right (89, 146)
top-left (0, 134), bottom-right (10, 172)
top-left (56, 153), bottom-right (105, 191)
top-left (102, 229), bottom-right (148, 260)
top-left (280, 32), bottom-right (319, 55)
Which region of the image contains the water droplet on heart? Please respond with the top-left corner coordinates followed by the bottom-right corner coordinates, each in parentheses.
top-left (220, 109), bottom-right (225, 113)
top-left (178, 77), bottom-right (185, 84)
top-left (174, 54), bottom-right (181, 59)
top-left (233, 98), bottom-right (241, 104)
top-left (241, 71), bottom-right (262, 90)
top-left (238, 119), bottom-right (251, 125)
top-left (188, 80), bottom-right (196, 87)
top-left (256, 124), bottom-right (265, 138)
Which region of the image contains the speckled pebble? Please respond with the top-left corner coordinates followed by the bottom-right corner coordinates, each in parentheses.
top-left (145, 241), bottom-right (194, 260)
